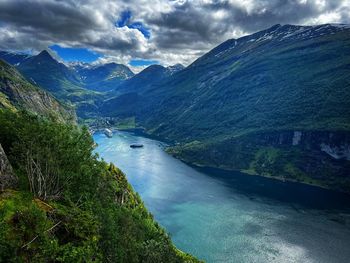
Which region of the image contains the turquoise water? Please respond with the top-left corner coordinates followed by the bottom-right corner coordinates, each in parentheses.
top-left (93, 131), bottom-right (350, 263)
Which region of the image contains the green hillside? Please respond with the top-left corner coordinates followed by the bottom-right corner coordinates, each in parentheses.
top-left (140, 24), bottom-right (350, 138)
top-left (101, 24), bottom-right (350, 192)
top-left (0, 109), bottom-right (200, 263)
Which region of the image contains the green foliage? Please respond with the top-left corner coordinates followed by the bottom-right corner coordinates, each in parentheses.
top-left (0, 191), bottom-right (102, 263)
top-left (0, 110), bottom-right (94, 200)
top-left (0, 110), bottom-right (200, 262)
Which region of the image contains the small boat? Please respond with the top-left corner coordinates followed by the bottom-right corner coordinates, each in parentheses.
top-left (130, 144), bottom-right (144, 148)
top-left (104, 128), bottom-right (113, 138)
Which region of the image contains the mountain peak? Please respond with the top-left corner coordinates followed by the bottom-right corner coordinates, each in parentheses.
top-left (268, 24), bottom-right (282, 30)
top-left (167, 64), bottom-right (185, 74)
top-left (37, 50), bottom-right (54, 60)
top-left (169, 63), bottom-right (184, 69)
top-left (142, 64), bottom-right (165, 72)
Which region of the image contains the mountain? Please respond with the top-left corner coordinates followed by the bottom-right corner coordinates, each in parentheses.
top-left (17, 50), bottom-right (101, 104)
top-left (141, 24), bottom-right (350, 135)
top-left (0, 50), bottom-right (30, 65)
top-left (0, 59), bottom-right (75, 123)
top-left (73, 62), bottom-right (134, 91)
top-left (115, 63), bottom-right (184, 94)
top-left (99, 64), bottom-right (184, 117)
top-left (100, 24), bottom-right (350, 192)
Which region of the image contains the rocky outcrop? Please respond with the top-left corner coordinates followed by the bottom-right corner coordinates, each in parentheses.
top-left (0, 144), bottom-right (17, 191)
top-left (247, 130), bottom-right (350, 158)
top-left (0, 59), bottom-right (76, 124)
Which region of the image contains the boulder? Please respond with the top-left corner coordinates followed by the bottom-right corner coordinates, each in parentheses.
top-left (0, 143), bottom-right (17, 190)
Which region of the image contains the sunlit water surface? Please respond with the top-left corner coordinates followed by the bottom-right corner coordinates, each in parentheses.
top-left (93, 131), bottom-right (350, 263)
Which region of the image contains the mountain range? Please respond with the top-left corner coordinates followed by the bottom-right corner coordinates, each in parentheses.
top-left (98, 24), bottom-right (350, 192)
top-left (72, 62), bottom-right (134, 92)
top-left (1, 23), bottom-right (349, 192)
top-left (0, 50), bottom-right (184, 120)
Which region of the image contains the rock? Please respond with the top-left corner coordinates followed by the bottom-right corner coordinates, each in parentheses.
top-left (0, 143), bottom-right (17, 191)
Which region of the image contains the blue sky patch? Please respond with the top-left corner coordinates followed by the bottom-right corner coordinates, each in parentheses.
top-left (117, 10), bottom-right (132, 27)
top-left (49, 44), bottom-right (102, 63)
top-left (129, 59), bottom-right (158, 67)
top-left (116, 10), bottom-right (151, 39)
top-left (128, 22), bottom-right (151, 39)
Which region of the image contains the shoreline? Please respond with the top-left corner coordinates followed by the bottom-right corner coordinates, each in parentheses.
top-left (92, 127), bottom-right (350, 195)
top-left (169, 153), bottom-right (350, 195)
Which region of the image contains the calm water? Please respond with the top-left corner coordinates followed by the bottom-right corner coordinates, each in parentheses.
top-left (93, 131), bottom-right (350, 263)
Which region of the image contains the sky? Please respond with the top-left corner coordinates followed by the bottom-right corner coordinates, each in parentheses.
top-left (0, 0), bottom-right (350, 72)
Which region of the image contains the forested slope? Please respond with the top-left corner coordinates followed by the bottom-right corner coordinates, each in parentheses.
top-left (0, 112), bottom-right (199, 262)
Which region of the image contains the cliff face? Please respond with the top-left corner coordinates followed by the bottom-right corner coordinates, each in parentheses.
top-left (0, 59), bottom-right (76, 123)
top-left (0, 143), bottom-right (17, 191)
top-left (241, 130), bottom-right (350, 160)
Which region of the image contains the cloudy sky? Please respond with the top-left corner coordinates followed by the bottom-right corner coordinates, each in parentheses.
top-left (0, 0), bottom-right (349, 71)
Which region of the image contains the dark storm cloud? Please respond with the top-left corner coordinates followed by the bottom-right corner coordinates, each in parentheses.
top-left (0, 0), bottom-right (349, 66)
top-left (148, 0), bottom-right (349, 50)
top-left (0, 0), bottom-right (148, 61)
top-left (0, 0), bottom-right (105, 44)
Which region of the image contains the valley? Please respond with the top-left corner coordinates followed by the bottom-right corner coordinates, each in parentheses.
top-left (1, 24), bottom-right (349, 192)
top-left (1, 21), bottom-right (350, 263)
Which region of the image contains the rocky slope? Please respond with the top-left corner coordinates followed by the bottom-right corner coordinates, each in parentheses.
top-left (0, 143), bottom-right (17, 191)
top-left (0, 51), bottom-right (30, 65)
top-left (0, 59), bottom-right (75, 123)
top-left (0, 50), bottom-right (138, 118)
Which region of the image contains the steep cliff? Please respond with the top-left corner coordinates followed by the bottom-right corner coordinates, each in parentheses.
top-left (0, 60), bottom-right (76, 123)
top-left (0, 143), bottom-right (17, 191)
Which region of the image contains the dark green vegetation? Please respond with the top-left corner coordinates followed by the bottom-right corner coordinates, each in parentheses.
top-left (0, 110), bottom-right (200, 263)
top-left (98, 24), bottom-right (350, 192)
top-left (0, 60), bottom-right (75, 123)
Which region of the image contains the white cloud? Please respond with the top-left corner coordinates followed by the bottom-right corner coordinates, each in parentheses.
top-left (0, 0), bottom-right (349, 67)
